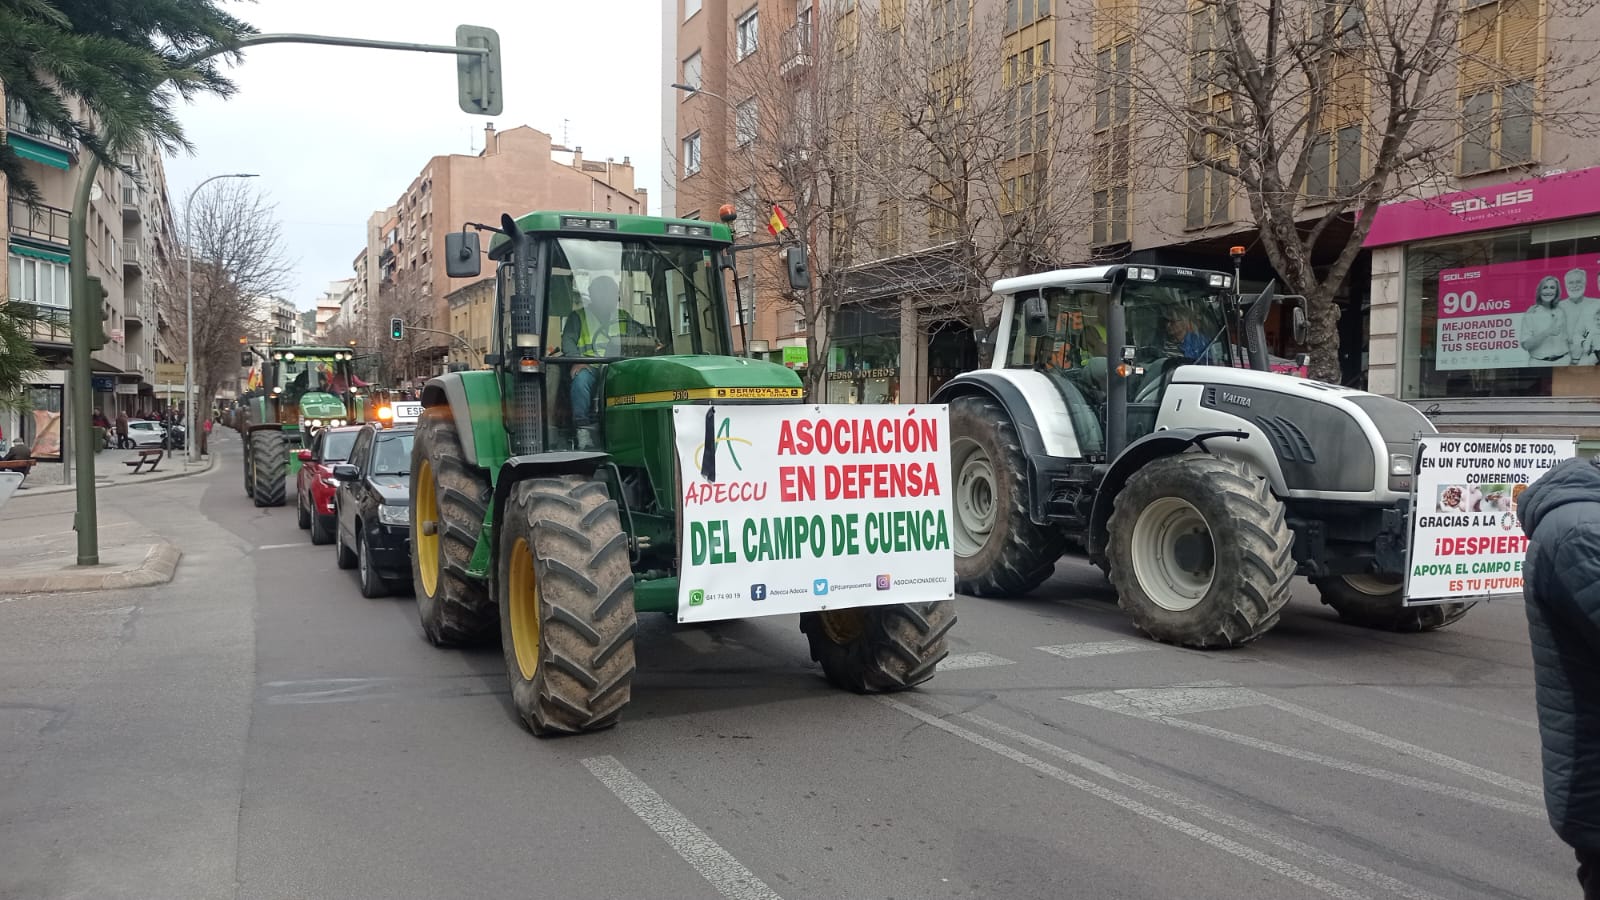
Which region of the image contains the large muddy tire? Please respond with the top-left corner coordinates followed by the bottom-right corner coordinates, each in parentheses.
top-left (1108, 454), bottom-right (1293, 649)
top-left (1314, 574), bottom-right (1474, 632)
top-left (496, 475), bottom-right (637, 736)
top-left (800, 602), bottom-right (955, 693)
top-left (411, 408), bottom-right (496, 647)
top-left (250, 430), bottom-right (287, 508)
top-left (242, 435), bottom-right (254, 498)
top-left (949, 395), bottom-right (1065, 596)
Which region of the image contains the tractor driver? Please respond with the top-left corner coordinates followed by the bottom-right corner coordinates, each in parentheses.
top-left (563, 275), bottom-right (624, 450)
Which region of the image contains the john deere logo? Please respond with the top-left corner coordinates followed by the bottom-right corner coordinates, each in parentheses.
top-left (694, 411), bottom-right (752, 483)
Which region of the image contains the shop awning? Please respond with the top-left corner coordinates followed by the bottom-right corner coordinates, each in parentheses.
top-left (8, 242), bottom-right (70, 264)
top-left (9, 136), bottom-right (70, 170)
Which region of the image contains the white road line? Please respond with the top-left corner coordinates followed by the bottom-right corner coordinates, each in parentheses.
top-left (876, 698), bottom-right (1371, 900)
top-left (257, 543), bottom-right (305, 551)
top-left (960, 712), bottom-right (1450, 900)
top-left (582, 755), bottom-right (783, 900)
top-left (939, 652), bottom-right (1015, 671)
top-left (1069, 684), bottom-right (1542, 805)
top-left (1156, 716), bottom-right (1542, 818)
top-left (1265, 697), bottom-right (1542, 799)
top-left (1036, 640), bottom-right (1155, 660)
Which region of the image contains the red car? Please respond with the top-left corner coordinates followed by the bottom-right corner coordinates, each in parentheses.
top-left (297, 425), bottom-right (363, 545)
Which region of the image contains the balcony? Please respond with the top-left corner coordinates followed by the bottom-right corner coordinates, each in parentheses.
top-left (122, 184), bottom-right (143, 222)
top-left (8, 196), bottom-right (71, 247)
top-left (5, 100), bottom-right (76, 161)
top-left (780, 21), bottom-right (813, 77)
top-left (125, 283), bottom-right (146, 324)
top-left (10, 300), bottom-right (72, 351)
top-left (123, 243), bottom-right (142, 273)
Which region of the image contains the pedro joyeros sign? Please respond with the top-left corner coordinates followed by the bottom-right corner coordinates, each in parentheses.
top-left (672, 405), bottom-right (955, 623)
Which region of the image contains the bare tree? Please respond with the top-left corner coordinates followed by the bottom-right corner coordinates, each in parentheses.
top-left (169, 180), bottom-right (288, 443)
top-left (1077, 0), bottom-right (1595, 382)
top-left (370, 273), bottom-right (435, 385)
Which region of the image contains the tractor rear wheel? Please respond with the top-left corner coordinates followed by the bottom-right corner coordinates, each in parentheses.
top-left (411, 408), bottom-right (497, 647)
top-left (800, 602), bottom-right (955, 693)
top-left (496, 475), bottom-right (637, 735)
top-left (1314, 574), bottom-right (1474, 632)
top-left (948, 395), bottom-right (1065, 597)
top-left (242, 434), bottom-right (254, 498)
top-left (1108, 454), bottom-right (1293, 649)
top-left (250, 430), bottom-right (287, 508)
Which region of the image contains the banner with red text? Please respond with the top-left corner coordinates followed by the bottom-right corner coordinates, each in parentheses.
top-left (1405, 434), bottom-right (1576, 605)
top-left (1435, 253), bottom-right (1600, 370)
top-left (672, 404), bottom-right (955, 623)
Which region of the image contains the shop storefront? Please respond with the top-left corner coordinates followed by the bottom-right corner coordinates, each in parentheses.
top-left (1364, 166), bottom-right (1600, 446)
top-left (825, 305), bottom-right (900, 404)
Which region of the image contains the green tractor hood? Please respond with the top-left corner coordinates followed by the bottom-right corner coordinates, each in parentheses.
top-left (299, 391), bottom-right (348, 420)
top-left (604, 355), bottom-right (803, 405)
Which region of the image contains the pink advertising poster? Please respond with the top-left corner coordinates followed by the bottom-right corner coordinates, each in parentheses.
top-left (1435, 253), bottom-right (1600, 370)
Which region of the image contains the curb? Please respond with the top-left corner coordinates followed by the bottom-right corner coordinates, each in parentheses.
top-left (0, 541), bottom-right (183, 595)
top-left (11, 452), bottom-right (216, 499)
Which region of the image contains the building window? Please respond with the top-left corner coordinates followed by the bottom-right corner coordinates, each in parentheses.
top-left (8, 253), bottom-right (71, 309)
top-left (1457, 0), bottom-right (1539, 174)
top-left (1007, 40), bottom-right (1051, 160)
top-left (1401, 219), bottom-right (1600, 400)
top-left (1005, 0), bottom-right (1051, 32)
top-left (685, 0), bottom-right (701, 20)
top-left (881, 0), bottom-right (905, 29)
top-left (736, 7), bottom-right (759, 61)
top-left (1091, 37), bottom-right (1130, 244)
top-left (735, 188), bottom-right (761, 236)
top-left (682, 132), bottom-right (702, 177)
top-left (735, 98), bottom-right (758, 147)
top-left (682, 51), bottom-right (702, 95)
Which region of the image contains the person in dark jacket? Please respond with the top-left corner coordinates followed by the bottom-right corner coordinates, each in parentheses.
top-left (1520, 455), bottom-right (1600, 897)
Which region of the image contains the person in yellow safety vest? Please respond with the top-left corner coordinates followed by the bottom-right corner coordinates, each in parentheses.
top-left (563, 276), bottom-right (624, 449)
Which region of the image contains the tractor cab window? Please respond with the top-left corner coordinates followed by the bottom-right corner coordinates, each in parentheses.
top-left (545, 237), bottom-right (727, 361)
top-left (1121, 281), bottom-right (1229, 369)
top-left (276, 357), bottom-right (351, 407)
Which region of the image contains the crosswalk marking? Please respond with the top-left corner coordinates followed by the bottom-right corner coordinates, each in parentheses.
top-left (938, 652), bottom-right (1015, 671)
top-left (1036, 640), bottom-right (1155, 660)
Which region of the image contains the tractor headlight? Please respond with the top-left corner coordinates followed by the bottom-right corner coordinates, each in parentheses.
top-left (1388, 453), bottom-right (1414, 477)
top-left (378, 504), bottom-right (410, 527)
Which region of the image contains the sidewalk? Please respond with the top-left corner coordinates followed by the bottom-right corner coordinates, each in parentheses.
top-left (11, 448), bottom-right (215, 498)
top-left (0, 448), bottom-right (215, 594)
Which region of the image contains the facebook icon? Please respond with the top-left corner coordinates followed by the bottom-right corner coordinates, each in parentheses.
top-left (750, 583), bottom-right (767, 601)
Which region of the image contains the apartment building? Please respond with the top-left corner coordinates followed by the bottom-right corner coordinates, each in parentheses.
top-left (353, 124), bottom-right (649, 378)
top-left (667, 0), bottom-right (1600, 442)
top-left (2, 93), bottom-right (181, 455)
top-left (445, 277), bottom-right (494, 368)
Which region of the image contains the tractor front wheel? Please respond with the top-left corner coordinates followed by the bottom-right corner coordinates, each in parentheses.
top-left (1313, 574), bottom-right (1474, 632)
top-left (800, 602), bottom-right (955, 693)
top-left (948, 395), bottom-right (1065, 597)
top-left (1107, 454), bottom-right (1294, 649)
top-left (250, 430), bottom-right (287, 508)
top-left (496, 475), bottom-right (637, 736)
top-left (411, 408), bottom-right (497, 646)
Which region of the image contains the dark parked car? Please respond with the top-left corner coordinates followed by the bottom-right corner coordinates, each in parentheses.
top-left (297, 425), bottom-right (362, 546)
top-left (333, 423), bottom-right (415, 598)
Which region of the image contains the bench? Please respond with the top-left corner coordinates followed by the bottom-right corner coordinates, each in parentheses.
top-left (0, 457), bottom-right (34, 480)
top-left (124, 448), bottom-right (163, 474)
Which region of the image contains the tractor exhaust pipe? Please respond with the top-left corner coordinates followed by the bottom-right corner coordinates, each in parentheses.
top-left (1244, 279), bottom-right (1277, 373)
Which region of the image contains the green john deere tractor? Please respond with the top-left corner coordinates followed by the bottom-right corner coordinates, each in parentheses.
top-left (411, 210), bottom-right (955, 735)
top-left (239, 345), bottom-right (361, 506)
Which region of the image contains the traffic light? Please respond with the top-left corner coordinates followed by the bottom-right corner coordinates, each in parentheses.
top-left (785, 246), bottom-right (810, 292)
top-left (456, 25), bottom-right (503, 116)
top-left (390, 317), bottom-right (405, 341)
top-left (84, 275), bottom-right (108, 350)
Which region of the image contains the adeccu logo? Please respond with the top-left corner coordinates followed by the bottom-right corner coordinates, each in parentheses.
top-left (694, 411), bottom-right (751, 483)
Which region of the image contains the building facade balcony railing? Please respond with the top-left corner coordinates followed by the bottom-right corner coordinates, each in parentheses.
top-left (122, 184), bottom-right (143, 220)
top-left (5, 100), bottom-right (75, 153)
top-left (10, 300), bottom-right (73, 349)
top-left (8, 196), bottom-right (72, 247)
top-left (780, 22), bottom-right (813, 76)
top-left (124, 243), bottom-right (143, 272)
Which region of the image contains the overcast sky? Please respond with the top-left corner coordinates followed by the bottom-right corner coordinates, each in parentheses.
top-left (165, 0), bottom-right (665, 311)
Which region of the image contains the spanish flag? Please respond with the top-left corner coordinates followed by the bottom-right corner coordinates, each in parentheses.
top-left (247, 368), bottom-right (261, 390)
top-left (767, 205), bottom-right (790, 237)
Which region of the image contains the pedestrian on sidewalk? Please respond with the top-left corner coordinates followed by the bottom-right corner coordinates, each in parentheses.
top-left (114, 410), bottom-right (130, 449)
top-left (1519, 455), bottom-right (1600, 898)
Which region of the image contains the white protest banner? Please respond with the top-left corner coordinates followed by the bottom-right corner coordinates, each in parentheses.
top-left (673, 404), bottom-right (955, 623)
top-left (1405, 434), bottom-right (1577, 605)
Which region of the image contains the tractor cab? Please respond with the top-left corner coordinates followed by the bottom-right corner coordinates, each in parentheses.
top-left (266, 346), bottom-right (360, 439)
top-left (993, 265), bottom-right (1238, 461)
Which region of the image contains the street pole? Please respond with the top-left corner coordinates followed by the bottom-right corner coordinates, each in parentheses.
top-left (185, 173), bottom-right (257, 466)
top-left (64, 26), bottom-right (499, 565)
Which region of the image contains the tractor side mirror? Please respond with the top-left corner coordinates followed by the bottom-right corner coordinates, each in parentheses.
top-left (297, 449), bottom-right (313, 462)
top-left (1022, 295), bottom-right (1050, 338)
top-left (445, 231), bottom-right (481, 279)
top-left (1291, 306), bottom-right (1308, 344)
top-left (331, 464), bottom-right (359, 482)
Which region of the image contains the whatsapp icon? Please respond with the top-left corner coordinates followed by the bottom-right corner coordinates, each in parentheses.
top-left (688, 588), bottom-right (706, 606)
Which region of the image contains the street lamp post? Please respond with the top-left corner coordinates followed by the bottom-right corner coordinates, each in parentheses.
top-left (184, 173), bottom-right (257, 465)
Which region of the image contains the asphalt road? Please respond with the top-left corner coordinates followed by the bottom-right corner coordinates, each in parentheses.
top-left (0, 429), bottom-right (1574, 899)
